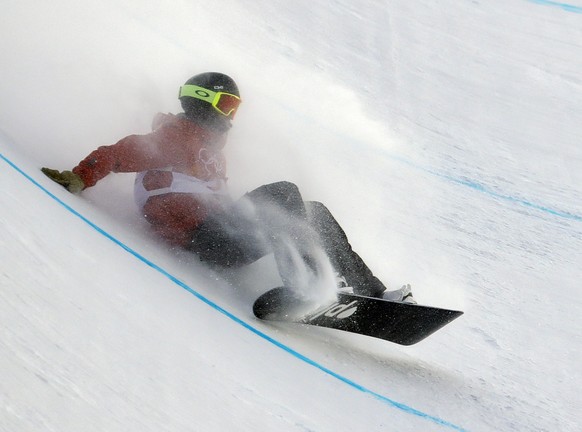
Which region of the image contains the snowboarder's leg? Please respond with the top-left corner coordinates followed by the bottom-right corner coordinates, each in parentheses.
top-left (190, 181), bottom-right (316, 281)
top-left (189, 200), bottom-right (270, 268)
top-left (244, 181), bottom-right (308, 223)
top-left (244, 181), bottom-right (322, 288)
top-left (306, 201), bottom-right (387, 297)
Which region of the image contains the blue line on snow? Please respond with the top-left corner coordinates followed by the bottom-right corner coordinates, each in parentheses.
top-left (0, 151), bottom-right (469, 431)
top-left (527, 0), bottom-right (582, 13)
top-left (389, 155), bottom-right (582, 222)
top-left (268, 96), bottom-right (582, 224)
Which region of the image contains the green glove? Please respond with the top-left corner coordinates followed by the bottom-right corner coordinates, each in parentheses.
top-left (41, 167), bottom-right (85, 193)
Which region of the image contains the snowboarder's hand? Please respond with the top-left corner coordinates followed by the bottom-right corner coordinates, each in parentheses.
top-left (41, 168), bottom-right (85, 193)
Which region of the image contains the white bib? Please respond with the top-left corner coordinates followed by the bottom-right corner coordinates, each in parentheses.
top-left (134, 169), bottom-right (228, 211)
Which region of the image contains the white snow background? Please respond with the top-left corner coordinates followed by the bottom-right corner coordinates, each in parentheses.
top-left (1, 0), bottom-right (582, 431)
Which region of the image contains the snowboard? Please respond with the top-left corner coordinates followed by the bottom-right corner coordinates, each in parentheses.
top-left (253, 287), bottom-right (463, 345)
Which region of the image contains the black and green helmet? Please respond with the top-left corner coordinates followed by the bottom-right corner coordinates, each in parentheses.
top-left (179, 72), bottom-right (241, 131)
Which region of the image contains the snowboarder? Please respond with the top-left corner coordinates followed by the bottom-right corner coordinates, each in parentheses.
top-left (42, 72), bottom-right (414, 303)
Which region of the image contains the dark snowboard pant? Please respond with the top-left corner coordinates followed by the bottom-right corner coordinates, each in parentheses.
top-left (189, 181), bottom-right (386, 297)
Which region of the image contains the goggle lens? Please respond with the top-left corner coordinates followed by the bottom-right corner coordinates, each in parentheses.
top-left (214, 93), bottom-right (241, 118)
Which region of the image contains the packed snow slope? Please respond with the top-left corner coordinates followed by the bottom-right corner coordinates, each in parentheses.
top-left (1, 1), bottom-right (582, 431)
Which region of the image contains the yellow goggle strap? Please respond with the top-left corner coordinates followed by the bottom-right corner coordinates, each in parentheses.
top-left (179, 84), bottom-right (240, 116)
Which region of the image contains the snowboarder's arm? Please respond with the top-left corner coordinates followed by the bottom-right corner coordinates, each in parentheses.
top-left (42, 130), bottom-right (169, 192)
top-left (71, 133), bottom-right (162, 188)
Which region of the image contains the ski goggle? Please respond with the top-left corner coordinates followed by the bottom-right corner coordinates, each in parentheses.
top-left (179, 84), bottom-right (241, 118)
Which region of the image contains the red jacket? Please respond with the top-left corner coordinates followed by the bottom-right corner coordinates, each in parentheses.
top-left (73, 113), bottom-right (229, 247)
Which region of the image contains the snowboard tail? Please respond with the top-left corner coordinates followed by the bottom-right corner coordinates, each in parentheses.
top-left (253, 287), bottom-right (463, 345)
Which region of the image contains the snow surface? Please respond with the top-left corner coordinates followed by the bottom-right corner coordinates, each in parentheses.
top-left (1, 0), bottom-right (582, 431)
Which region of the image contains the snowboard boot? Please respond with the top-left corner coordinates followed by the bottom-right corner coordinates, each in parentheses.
top-left (382, 284), bottom-right (417, 304)
top-left (335, 273), bottom-right (354, 294)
